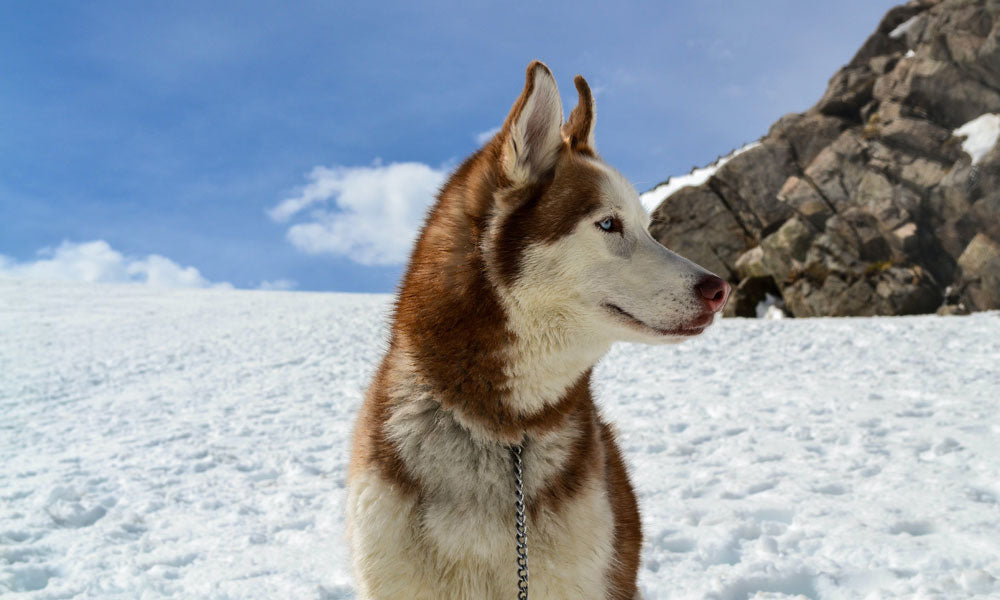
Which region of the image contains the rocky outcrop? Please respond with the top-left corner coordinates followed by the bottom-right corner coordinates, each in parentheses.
top-left (648, 0), bottom-right (1000, 317)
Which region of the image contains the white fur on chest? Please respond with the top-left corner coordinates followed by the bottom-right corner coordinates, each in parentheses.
top-left (348, 383), bottom-right (616, 599)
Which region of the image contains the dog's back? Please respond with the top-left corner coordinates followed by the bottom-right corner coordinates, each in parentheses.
top-left (347, 61), bottom-right (729, 599)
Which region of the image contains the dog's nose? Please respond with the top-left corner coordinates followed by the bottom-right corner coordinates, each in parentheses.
top-left (695, 275), bottom-right (731, 313)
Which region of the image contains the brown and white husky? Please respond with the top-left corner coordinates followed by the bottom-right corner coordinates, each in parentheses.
top-left (347, 61), bottom-right (730, 600)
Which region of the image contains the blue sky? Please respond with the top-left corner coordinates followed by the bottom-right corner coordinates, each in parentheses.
top-left (0, 1), bottom-right (899, 292)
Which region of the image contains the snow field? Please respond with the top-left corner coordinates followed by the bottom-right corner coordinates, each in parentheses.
top-left (1, 280), bottom-right (999, 599)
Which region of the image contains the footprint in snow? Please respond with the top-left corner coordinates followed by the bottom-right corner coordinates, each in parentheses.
top-left (0, 530), bottom-right (33, 544)
top-left (932, 437), bottom-right (961, 455)
top-left (720, 480), bottom-right (777, 498)
top-left (966, 487), bottom-right (998, 505)
top-left (661, 537), bottom-right (696, 553)
top-left (0, 565), bottom-right (59, 592)
top-left (712, 570), bottom-right (819, 600)
top-left (752, 508), bottom-right (795, 524)
top-left (44, 487), bottom-right (110, 528)
top-left (813, 483), bottom-right (849, 495)
top-left (889, 520), bottom-right (934, 536)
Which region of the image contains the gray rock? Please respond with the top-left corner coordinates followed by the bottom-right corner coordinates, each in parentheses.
top-left (803, 130), bottom-right (870, 211)
top-left (776, 176), bottom-right (833, 230)
top-left (875, 111), bottom-right (963, 163)
top-left (873, 57), bottom-right (1000, 128)
top-left (770, 113), bottom-right (850, 167)
top-left (958, 233), bottom-right (1000, 275)
top-left (734, 246), bottom-right (767, 280)
top-left (646, 0), bottom-right (1000, 317)
top-left (817, 68), bottom-right (878, 119)
top-left (710, 139), bottom-right (797, 239)
top-left (956, 233), bottom-right (1000, 310)
top-left (648, 186), bottom-right (747, 280)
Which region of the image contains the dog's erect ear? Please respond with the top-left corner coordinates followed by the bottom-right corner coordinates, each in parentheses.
top-left (562, 75), bottom-right (596, 152)
top-left (500, 61), bottom-right (564, 185)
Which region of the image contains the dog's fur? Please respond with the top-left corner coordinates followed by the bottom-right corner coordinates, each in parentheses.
top-left (347, 61), bottom-right (729, 600)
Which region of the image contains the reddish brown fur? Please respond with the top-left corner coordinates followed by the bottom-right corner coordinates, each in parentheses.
top-left (528, 371), bottom-right (600, 521)
top-left (601, 423), bottom-right (642, 600)
top-left (349, 62), bottom-right (641, 599)
top-left (563, 75), bottom-right (597, 155)
top-left (348, 362), bottom-right (420, 495)
top-left (494, 155), bottom-right (604, 287)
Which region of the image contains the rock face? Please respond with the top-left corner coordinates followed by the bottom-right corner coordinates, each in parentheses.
top-left (649, 0), bottom-right (1000, 316)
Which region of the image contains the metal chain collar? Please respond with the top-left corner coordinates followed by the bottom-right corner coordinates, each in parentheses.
top-left (511, 443), bottom-right (528, 599)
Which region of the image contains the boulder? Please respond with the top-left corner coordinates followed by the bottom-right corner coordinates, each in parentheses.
top-left (647, 0), bottom-right (1000, 317)
top-left (957, 233), bottom-right (1000, 275)
top-left (876, 112), bottom-right (962, 162)
top-left (776, 176), bottom-right (832, 230)
top-left (770, 113), bottom-right (850, 167)
top-left (710, 139), bottom-right (798, 239)
top-left (648, 186), bottom-right (747, 280)
top-left (872, 57), bottom-right (1000, 128)
top-left (803, 130), bottom-right (870, 211)
top-left (817, 68), bottom-right (878, 120)
top-left (956, 233), bottom-right (1000, 310)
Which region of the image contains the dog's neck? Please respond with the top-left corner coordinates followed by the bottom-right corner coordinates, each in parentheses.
top-left (391, 307), bottom-right (605, 444)
top-left (391, 277), bottom-right (606, 444)
top-left (500, 300), bottom-right (611, 416)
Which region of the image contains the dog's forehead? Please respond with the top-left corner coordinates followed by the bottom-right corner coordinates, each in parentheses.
top-left (560, 157), bottom-right (649, 228)
top-left (559, 156), bottom-right (643, 222)
top-left (594, 160), bottom-right (640, 211)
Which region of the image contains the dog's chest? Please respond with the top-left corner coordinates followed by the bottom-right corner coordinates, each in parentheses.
top-left (384, 396), bottom-right (616, 596)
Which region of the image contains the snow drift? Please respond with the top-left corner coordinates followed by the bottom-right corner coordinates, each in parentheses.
top-left (1, 280), bottom-right (998, 598)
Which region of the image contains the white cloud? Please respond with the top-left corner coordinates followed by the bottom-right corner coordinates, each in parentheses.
top-left (269, 161), bottom-right (447, 266)
top-left (0, 240), bottom-right (230, 289)
top-left (475, 126), bottom-right (501, 146)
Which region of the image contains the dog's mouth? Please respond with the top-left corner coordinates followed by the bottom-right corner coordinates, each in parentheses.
top-left (602, 303), bottom-right (708, 337)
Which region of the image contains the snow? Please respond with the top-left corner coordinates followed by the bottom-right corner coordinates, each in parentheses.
top-left (889, 16), bottom-right (920, 40)
top-left (3, 280), bottom-right (1000, 599)
top-left (640, 143), bottom-right (761, 213)
top-left (954, 113), bottom-right (1000, 166)
top-left (755, 294), bottom-right (786, 320)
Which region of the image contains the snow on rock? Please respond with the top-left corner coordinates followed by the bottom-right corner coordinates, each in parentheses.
top-left (755, 294), bottom-right (786, 320)
top-left (2, 280), bottom-right (1000, 599)
top-left (889, 15), bottom-right (920, 40)
top-left (639, 142), bottom-right (760, 213)
top-left (954, 113), bottom-right (1000, 166)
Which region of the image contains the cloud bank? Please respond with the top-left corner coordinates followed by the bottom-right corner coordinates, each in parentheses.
top-left (269, 161), bottom-right (447, 266)
top-left (474, 126), bottom-right (501, 146)
top-left (0, 240), bottom-right (229, 289)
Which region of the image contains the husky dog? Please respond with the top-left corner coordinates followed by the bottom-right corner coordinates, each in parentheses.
top-left (347, 61), bottom-right (730, 600)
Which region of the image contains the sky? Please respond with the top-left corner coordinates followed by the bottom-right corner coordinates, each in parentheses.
top-left (0, 1), bottom-right (900, 293)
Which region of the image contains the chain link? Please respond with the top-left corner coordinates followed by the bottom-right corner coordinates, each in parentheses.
top-left (511, 443), bottom-right (528, 600)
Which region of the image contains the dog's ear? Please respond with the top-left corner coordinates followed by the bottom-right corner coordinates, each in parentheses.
top-left (500, 61), bottom-right (564, 186)
top-left (562, 75), bottom-right (596, 152)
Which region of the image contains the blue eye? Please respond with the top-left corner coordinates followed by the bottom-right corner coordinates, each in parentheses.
top-left (597, 217), bottom-right (615, 232)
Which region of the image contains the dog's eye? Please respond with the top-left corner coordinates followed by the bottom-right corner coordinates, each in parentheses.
top-left (596, 216), bottom-right (620, 233)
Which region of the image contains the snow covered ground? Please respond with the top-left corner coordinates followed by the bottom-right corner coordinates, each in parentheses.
top-left (2, 280), bottom-right (999, 599)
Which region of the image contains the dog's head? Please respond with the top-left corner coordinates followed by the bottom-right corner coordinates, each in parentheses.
top-left (480, 61), bottom-right (730, 345)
